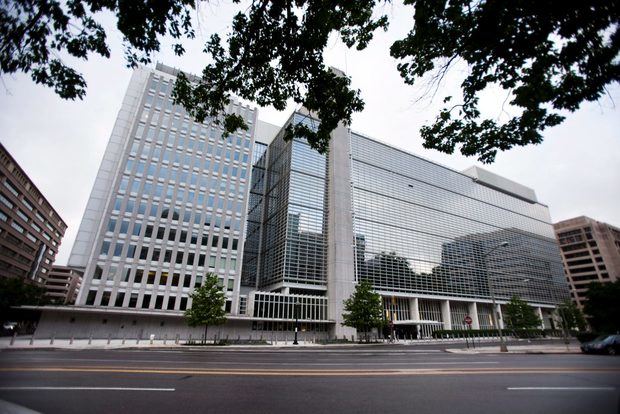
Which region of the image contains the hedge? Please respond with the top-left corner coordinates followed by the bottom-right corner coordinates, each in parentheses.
top-left (430, 328), bottom-right (568, 339)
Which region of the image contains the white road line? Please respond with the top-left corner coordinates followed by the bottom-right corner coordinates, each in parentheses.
top-left (507, 387), bottom-right (616, 391)
top-left (0, 387), bottom-right (175, 392)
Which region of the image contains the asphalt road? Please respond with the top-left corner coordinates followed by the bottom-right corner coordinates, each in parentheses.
top-left (1, 345), bottom-right (618, 414)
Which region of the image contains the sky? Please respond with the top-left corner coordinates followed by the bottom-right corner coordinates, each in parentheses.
top-left (1, 2), bottom-right (619, 266)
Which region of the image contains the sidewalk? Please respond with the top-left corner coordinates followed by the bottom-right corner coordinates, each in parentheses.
top-left (0, 337), bottom-right (322, 350)
top-left (446, 344), bottom-right (582, 354)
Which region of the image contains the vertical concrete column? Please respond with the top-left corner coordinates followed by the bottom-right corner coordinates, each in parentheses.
top-left (468, 302), bottom-right (480, 329)
top-left (537, 307), bottom-right (545, 329)
top-left (307, 100), bottom-right (355, 338)
top-left (496, 304), bottom-right (505, 329)
top-left (441, 300), bottom-right (452, 330)
top-left (409, 298), bottom-right (420, 321)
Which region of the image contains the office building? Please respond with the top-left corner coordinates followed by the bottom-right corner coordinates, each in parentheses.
top-left (45, 266), bottom-right (83, 304)
top-left (34, 65), bottom-right (567, 339)
top-left (554, 216), bottom-right (620, 309)
top-left (0, 143), bottom-right (66, 286)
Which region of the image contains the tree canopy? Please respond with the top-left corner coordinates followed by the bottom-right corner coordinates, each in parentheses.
top-left (184, 273), bottom-right (227, 340)
top-left (0, 277), bottom-right (49, 316)
top-left (583, 281), bottom-right (620, 333)
top-left (503, 295), bottom-right (541, 330)
top-left (342, 279), bottom-right (384, 341)
top-left (2, 1), bottom-right (618, 162)
top-left (557, 299), bottom-right (587, 332)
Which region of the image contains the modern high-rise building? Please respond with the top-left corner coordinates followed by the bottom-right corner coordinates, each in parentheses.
top-left (554, 216), bottom-right (620, 309)
top-left (34, 64), bottom-right (568, 339)
top-left (0, 143), bottom-right (66, 286)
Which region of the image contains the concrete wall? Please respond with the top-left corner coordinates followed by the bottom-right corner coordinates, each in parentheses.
top-left (34, 310), bottom-right (330, 341)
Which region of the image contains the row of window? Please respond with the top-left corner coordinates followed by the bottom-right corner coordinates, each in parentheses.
top-left (99, 240), bottom-right (238, 271)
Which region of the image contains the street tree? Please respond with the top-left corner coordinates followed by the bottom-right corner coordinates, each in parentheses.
top-left (503, 295), bottom-right (541, 331)
top-left (342, 279), bottom-right (384, 341)
top-left (583, 281), bottom-right (620, 333)
top-left (0, 277), bottom-right (49, 316)
top-left (2, 1), bottom-right (617, 162)
top-left (184, 273), bottom-right (227, 342)
top-left (557, 299), bottom-right (587, 332)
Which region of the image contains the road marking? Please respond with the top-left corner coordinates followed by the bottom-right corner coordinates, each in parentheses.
top-left (0, 387), bottom-right (175, 392)
top-left (1, 366), bottom-right (619, 377)
top-left (507, 387), bottom-right (616, 391)
top-left (6, 358), bottom-right (499, 366)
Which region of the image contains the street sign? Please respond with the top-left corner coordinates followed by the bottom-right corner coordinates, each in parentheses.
top-left (464, 315), bottom-right (473, 325)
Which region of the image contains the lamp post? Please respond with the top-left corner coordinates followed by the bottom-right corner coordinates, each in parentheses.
top-left (483, 241), bottom-right (509, 353)
top-left (293, 299), bottom-right (300, 345)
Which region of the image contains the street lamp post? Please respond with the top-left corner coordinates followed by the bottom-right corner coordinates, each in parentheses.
top-left (484, 241), bottom-right (509, 353)
top-left (293, 299), bottom-right (300, 345)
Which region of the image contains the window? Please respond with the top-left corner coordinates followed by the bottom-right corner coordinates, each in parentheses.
top-left (128, 293), bottom-right (139, 307)
top-left (134, 269), bottom-right (144, 283)
top-left (101, 291), bottom-right (111, 307)
top-left (113, 242), bottom-right (124, 257)
top-left (10, 221), bottom-right (24, 233)
top-left (139, 246), bottom-right (149, 260)
top-left (127, 244), bottom-right (136, 258)
top-left (21, 198), bottom-right (34, 211)
top-left (142, 294), bottom-right (151, 309)
top-left (132, 222), bottom-right (142, 236)
top-left (100, 241), bottom-right (111, 256)
top-left (107, 218), bottom-right (117, 233)
top-left (93, 265), bottom-right (103, 280)
top-left (114, 292), bottom-right (125, 307)
top-left (119, 220), bottom-right (129, 234)
top-left (164, 250), bottom-right (173, 263)
top-left (3, 180), bottom-right (19, 197)
top-left (85, 290), bottom-right (97, 305)
top-left (16, 209), bottom-right (28, 222)
top-left (157, 227), bottom-right (165, 239)
top-left (0, 194), bottom-right (13, 209)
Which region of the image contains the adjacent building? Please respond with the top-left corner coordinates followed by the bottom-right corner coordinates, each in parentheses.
top-left (0, 143), bottom-right (66, 286)
top-left (554, 216), bottom-right (620, 309)
top-left (45, 266), bottom-right (83, 304)
top-left (34, 64), bottom-right (568, 339)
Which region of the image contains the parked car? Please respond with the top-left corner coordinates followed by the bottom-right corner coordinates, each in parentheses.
top-left (580, 334), bottom-right (620, 355)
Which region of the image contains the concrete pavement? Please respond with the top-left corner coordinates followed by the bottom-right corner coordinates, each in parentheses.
top-left (0, 335), bottom-right (584, 354)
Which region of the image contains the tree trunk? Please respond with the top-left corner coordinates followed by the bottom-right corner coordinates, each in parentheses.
top-left (204, 325), bottom-right (208, 344)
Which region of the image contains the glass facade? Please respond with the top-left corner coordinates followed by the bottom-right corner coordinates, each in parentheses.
top-left (250, 114), bottom-right (328, 290)
top-left (350, 132), bottom-right (567, 305)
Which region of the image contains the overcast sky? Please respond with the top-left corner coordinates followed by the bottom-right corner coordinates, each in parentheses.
top-left (1, 2), bottom-right (618, 266)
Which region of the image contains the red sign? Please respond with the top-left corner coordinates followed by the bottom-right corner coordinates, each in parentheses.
top-left (464, 316), bottom-right (473, 325)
